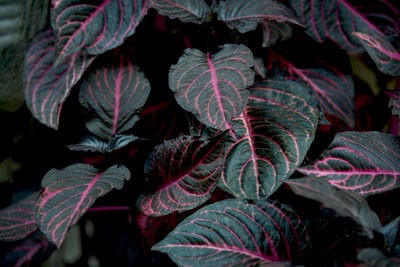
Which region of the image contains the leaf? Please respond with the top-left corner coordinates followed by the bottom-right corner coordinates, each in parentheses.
top-left (354, 32), bottom-right (400, 76)
top-left (285, 177), bottom-right (381, 239)
top-left (23, 28), bottom-right (95, 129)
top-left (79, 51), bottom-right (151, 140)
top-left (169, 44), bottom-right (254, 131)
top-left (289, 0), bottom-right (400, 52)
top-left (51, 0), bottom-right (148, 61)
top-left (253, 57), bottom-right (266, 78)
top-left (67, 134), bottom-right (139, 153)
top-left (357, 248), bottom-right (400, 267)
top-left (0, 192), bottom-right (38, 241)
top-left (150, 0), bottom-right (211, 24)
top-left (387, 89), bottom-right (400, 117)
top-left (287, 64), bottom-right (355, 127)
top-left (137, 134), bottom-right (226, 216)
top-left (299, 131), bottom-right (400, 195)
top-left (380, 217), bottom-right (400, 251)
top-left (153, 199), bottom-right (311, 265)
top-left (261, 20), bottom-right (293, 48)
top-left (220, 76), bottom-right (319, 199)
top-left (215, 0), bottom-right (302, 34)
top-left (35, 163), bottom-right (130, 247)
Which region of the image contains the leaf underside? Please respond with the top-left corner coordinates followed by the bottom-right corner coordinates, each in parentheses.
top-left (150, 0), bottom-right (211, 24)
top-left (66, 134), bottom-right (139, 153)
top-left (299, 131), bottom-right (400, 195)
top-left (153, 199), bottom-right (310, 266)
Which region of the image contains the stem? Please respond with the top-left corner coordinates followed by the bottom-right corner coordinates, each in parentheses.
top-left (86, 206), bottom-right (133, 213)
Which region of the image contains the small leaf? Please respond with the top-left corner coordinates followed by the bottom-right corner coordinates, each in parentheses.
top-left (169, 44), bottom-right (254, 130)
top-left (23, 29), bottom-right (95, 129)
top-left (357, 248), bottom-right (400, 267)
top-left (51, 0), bottom-right (148, 60)
top-left (215, 0), bottom-right (302, 33)
top-left (67, 134), bottom-right (139, 153)
top-left (137, 134), bottom-right (225, 216)
top-left (261, 20), bottom-right (293, 48)
top-left (35, 163), bottom-right (130, 247)
top-left (285, 177), bottom-right (381, 239)
top-left (0, 192), bottom-right (38, 241)
top-left (79, 51), bottom-right (151, 140)
top-left (380, 217), bottom-right (400, 250)
top-left (220, 76), bottom-right (319, 199)
top-left (299, 131), bottom-right (400, 195)
top-left (150, 0), bottom-right (211, 24)
top-left (253, 57), bottom-right (266, 78)
top-left (354, 32), bottom-right (400, 76)
top-left (387, 89), bottom-right (400, 117)
top-left (153, 199), bottom-right (310, 265)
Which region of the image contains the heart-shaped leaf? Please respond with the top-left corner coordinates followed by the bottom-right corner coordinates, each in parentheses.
top-left (299, 131), bottom-right (400, 195)
top-left (387, 89), bottom-right (400, 117)
top-left (287, 64), bottom-right (355, 127)
top-left (220, 76), bottom-right (319, 199)
top-left (285, 177), bottom-right (381, 238)
top-left (289, 0), bottom-right (399, 52)
top-left (0, 192), bottom-right (38, 241)
top-left (51, 0), bottom-right (148, 60)
top-left (67, 134), bottom-right (139, 153)
top-left (137, 134), bottom-right (226, 216)
top-left (153, 199), bottom-right (311, 265)
top-left (169, 44), bottom-right (255, 130)
top-left (215, 0), bottom-right (301, 34)
top-left (261, 21), bottom-right (293, 48)
top-left (150, 0), bottom-right (211, 24)
top-left (23, 29), bottom-right (95, 129)
top-left (35, 163), bottom-right (130, 247)
top-left (354, 32), bottom-right (400, 76)
top-left (79, 51), bottom-right (151, 140)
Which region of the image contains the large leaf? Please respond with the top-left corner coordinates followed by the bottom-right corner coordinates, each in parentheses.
top-left (299, 131), bottom-right (400, 195)
top-left (354, 32), bottom-right (400, 76)
top-left (289, 0), bottom-right (399, 52)
top-left (67, 134), bottom-right (139, 153)
top-left (0, 192), bottom-right (38, 241)
top-left (153, 199), bottom-right (310, 265)
top-left (287, 64), bottom-right (355, 127)
top-left (23, 29), bottom-right (95, 129)
top-left (220, 76), bottom-right (319, 199)
top-left (51, 0), bottom-right (148, 60)
top-left (387, 89), bottom-right (400, 117)
top-left (215, 0), bottom-right (301, 34)
top-left (137, 134), bottom-right (225, 216)
top-left (285, 177), bottom-right (381, 238)
top-left (169, 44), bottom-right (254, 131)
top-left (79, 51), bottom-right (151, 140)
top-left (150, 0), bottom-right (211, 24)
top-left (35, 163), bottom-right (130, 247)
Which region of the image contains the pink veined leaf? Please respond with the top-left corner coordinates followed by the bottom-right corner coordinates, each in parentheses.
top-left (66, 134), bottom-right (139, 153)
top-left (287, 63), bottom-right (355, 127)
top-left (354, 32), bottom-right (400, 76)
top-left (35, 163), bottom-right (130, 247)
top-left (79, 51), bottom-right (151, 140)
top-left (23, 28), bottom-right (95, 129)
top-left (386, 89), bottom-right (400, 117)
top-left (149, 0), bottom-right (211, 24)
top-left (169, 44), bottom-right (255, 131)
top-left (137, 134), bottom-right (226, 216)
top-left (153, 199), bottom-right (311, 266)
top-left (214, 0), bottom-right (302, 34)
top-left (0, 192), bottom-right (38, 241)
top-left (51, 0), bottom-right (148, 61)
top-left (289, 0), bottom-right (400, 52)
top-left (261, 20), bottom-right (293, 48)
top-left (219, 76), bottom-right (319, 199)
top-left (299, 131), bottom-right (400, 195)
top-left (284, 177), bottom-right (381, 239)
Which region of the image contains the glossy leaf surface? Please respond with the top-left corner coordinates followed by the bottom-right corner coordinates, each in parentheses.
top-left (24, 29), bottom-right (95, 129)
top-left (153, 199), bottom-right (310, 265)
top-left (169, 44), bottom-right (254, 130)
top-left (137, 134), bottom-right (225, 216)
top-left (67, 134), bottom-right (139, 153)
top-left (220, 76), bottom-right (319, 199)
top-left (287, 64), bottom-right (355, 127)
top-left (354, 32), bottom-right (400, 76)
top-left (289, 0), bottom-right (399, 52)
top-left (215, 0), bottom-right (301, 33)
top-left (150, 0), bottom-right (210, 24)
top-left (79, 52), bottom-right (150, 140)
top-left (35, 163), bottom-right (130, 247)
top-left (51, 0), bottom-right (148, 60)
top-left (0, 192), bottom-right (38, 241)
top-left (299, 131), bottom-right (400, 195)
top-left (285, 177), bottom-right (381, 238)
